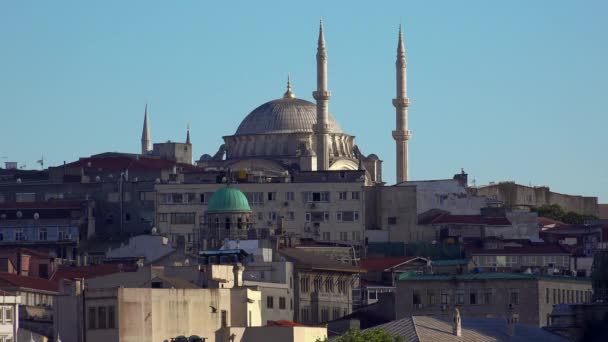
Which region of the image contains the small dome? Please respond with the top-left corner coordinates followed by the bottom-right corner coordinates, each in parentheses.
top-left (207, 186), bottom-right (251, 213)
top-left (235, 97), bottom-right (342, 135)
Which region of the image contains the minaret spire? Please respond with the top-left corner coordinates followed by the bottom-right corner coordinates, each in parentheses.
top-left (141, 103), bottom-right (151, 154)
top-left (392, 24), bottom-right (412, 183)
top-left (186, 122), bottom-right (191, 145)
top-left (313, 18), bottom-right (331, 171)
top-left (283, 74), bottom-right (295, 99)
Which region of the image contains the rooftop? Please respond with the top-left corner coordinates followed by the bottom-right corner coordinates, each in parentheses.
top-left (419, 213), bottom-right (511, 226)
top-left (51, 263), bottom-right (138, 282)
top-left (367, 316), bottom-right (569, 342)
top-left (0, 272), bottom-right (58, 292)
top-left (398, 272), bottom-right (591, 283)
top-left (359, 257), bottom-right (428, 272)
top-left (278, 248), bottom-right (361, 273)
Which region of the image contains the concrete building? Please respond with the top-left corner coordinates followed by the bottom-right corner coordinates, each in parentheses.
top-left (395, 272), bottom-right (592, 327)
top-left (54, 264), bottom-right (263, 342)
top-left (599, 204), bottom-right (608, 220)
top-left (472, 182), bottom-right (599, 217)
top-left (155, 170), bottom-right (367, 252)
top-left (278, 247), bottom-right (360, 325)
top-left (0, 248), bottom-right (55, 279)
top-left (0, 292), bottom-right (20, 342)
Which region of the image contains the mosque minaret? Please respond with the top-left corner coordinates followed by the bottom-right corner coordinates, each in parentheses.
top-left (313, 19), bottom-right (332, 171)
top-left (392, 25), bottom-right (412, 183)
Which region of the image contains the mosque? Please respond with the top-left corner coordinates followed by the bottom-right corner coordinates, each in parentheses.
top-left (141, 21), bottom-right (412, 186)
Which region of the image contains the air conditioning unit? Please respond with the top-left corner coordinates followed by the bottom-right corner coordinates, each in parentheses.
top-left (309, 203), bottom-right (317, 209)
top-left (283, 201), bottom-right (289, 207)
top-left (441, 304), bottom-right (447, 311)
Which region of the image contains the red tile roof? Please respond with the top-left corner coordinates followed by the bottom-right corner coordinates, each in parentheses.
top-left (0, 272), bottom-right (58, 292)
top-left (359, 257), bottom-right (425, 272)
top-left (419, 213), bottom-right (511, 226)
top-left (538, 217), bottom-right (572, 229)
top-left (51, 263), bottom-right (138, 282)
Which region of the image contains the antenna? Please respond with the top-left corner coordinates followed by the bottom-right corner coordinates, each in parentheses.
top-left (37, 156), bottom-right (44, 170)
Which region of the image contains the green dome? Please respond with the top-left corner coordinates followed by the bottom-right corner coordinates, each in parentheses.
top-left (207, 186), bottom-right (251, 213)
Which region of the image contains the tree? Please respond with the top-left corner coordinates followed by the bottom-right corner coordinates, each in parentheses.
top-left (531, 204), bottom-right (598, 224)
top-left (317, 329), bottom-right (405, 342)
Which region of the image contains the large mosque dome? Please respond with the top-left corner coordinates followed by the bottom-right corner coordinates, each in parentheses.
top-left (235, 97), bottom-right (342, 135)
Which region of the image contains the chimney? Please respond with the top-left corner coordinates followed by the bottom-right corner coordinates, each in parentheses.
top-left (507, 313), bottom-right (518, 337)
top-left (233, 264), bottom-right (244, 287)
top-left (452, 308), bottom-right (462, 337)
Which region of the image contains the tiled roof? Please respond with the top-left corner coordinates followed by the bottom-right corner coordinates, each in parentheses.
top-left (367, 316), bottom-right (569, 342)
top-left (0, 272), bottom-right (58, 292)
top-left (359, 257), bottom-right (426, 272)
top-left (278, 248), bottom-right (361, 273)
top-left (419, 213), bottom-right (511, 226)
top-left (51, 263), bottom-right (138, 282)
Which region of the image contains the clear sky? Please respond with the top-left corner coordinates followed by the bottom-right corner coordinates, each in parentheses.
top-left (1, 1), bottom-right (606, 202)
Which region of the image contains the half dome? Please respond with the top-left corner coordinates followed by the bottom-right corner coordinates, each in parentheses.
top-left (234, 97), bottom-right (343, 135)
top-left (207, 186), bottom-right (251, 213)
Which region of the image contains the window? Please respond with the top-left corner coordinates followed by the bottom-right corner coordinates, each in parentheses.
top-left (483, 289), bottom-right (493, 305)
top-left (290, 299), bottom-right (293, 310)
top-left (15, 229), bottom-right (24, 241)
top-left (338, 280), bottom-right (347, 294)
top-left (322, 232), bottom-right (331, 241)
top-left (301, 307), bottom-right (309, 322)
top-left (576, 290), bottom-right (580, 303)
top-left (267, 192), bottom-right (277, 201)
top-left (221, 310), bottom-right (227, 327)
top-left (285, 192), bottom-right (295, 201)
top-left (546, 288), bottom-right (550, 304)
top-left (339, 191), bottom-right (348, 200)
top-left (469, 290), bottom-right (478, 305)
top-left (351, 191), bottom-right (360, 200)
top-left (509, 289), bottom-right (519, 305)
top-left (553, 288), bottom-right (557, 304)
top-left (388, 217), bottom-right (397, 225)
top-left (413, 290), bottom-right (422, 305)
top-left (16, 193), bottom-right (36, 203)
top-left (352, 231), bottom-right (361, 241)
top-left (286, 211), bottom-right (295, 221)
top-left (314, 278), bottom-right (322, 292)
top-left (455, 289), bottom-right (464, 305)
top-left (321, 307), bottom-right (329, 322)
top-left (305, 213), bottom-right (311, 222)
top-left (267, 212), bottom-right (277, 221)
top-left (266, 296), bottom-right (274, 309)
top-left (441, 290), bottom-right (450, 305)
top-left (279, 297), bottom-right (286, 310)
top-left (427, 290), bottom-right (436, 306)
top-left (245, 192), bottom-right (264, 205)
top-left (158, 213), bottom-right (168, 222)
top-left (88, 307), bottom-right (97, 329)
top-left (332, 307), bottom-right (341, 320)
top-left (506, 256), bottom-right (518, 267)
top-left (337, 211), bottom-right (359, 222)
top-left (339, 232), bottom-right (348, 241)
top-left (303, 191), bottom-right (330, 203)
top-left (184, 193), bottom-right (196, 204)
top-left (125, 212), bottom-right (131, 221)
top-left (98, 307), bottom-right (107, 329)
top-left (108, 306), bottom-right (115, 329)
top-left (307, 211), bottom-right (329, 222)
top-left (300, 276), bottom-right (310, 293)
top-left (38, 228), bottom-right (47, 241)
top-left (257, 212), bottom-right (263, 220)
top-left (369, 291), bottom-right (377, 300)
top-left (170, 212), bottom-right (195, 224)
top-left (325, 277), bottom-right (334, 293)
top-left (3, 307), bottom-right (10, 323)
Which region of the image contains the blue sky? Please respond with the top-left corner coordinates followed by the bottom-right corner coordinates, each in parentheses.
top-left (1, 1), bottom-right (606, 202)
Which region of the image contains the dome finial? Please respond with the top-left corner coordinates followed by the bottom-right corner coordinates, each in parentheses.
top-left (283, 73), bottom-right (295, 98)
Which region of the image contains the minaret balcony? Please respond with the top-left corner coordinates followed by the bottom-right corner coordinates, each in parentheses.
top-left (392, 130), bottom-right (412, 141)
top-left (392, 98), bottom-right (410, 107)
top-left (313, 90), bottom-right (332, 100)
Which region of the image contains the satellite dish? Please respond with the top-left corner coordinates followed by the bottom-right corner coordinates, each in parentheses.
top-left (16, 178), bottom-right (22, 184)
top-left (34, 212), bottom-right (39, 220)
top-left (155, 178), bottom-right (161, 183)
top-left (151, 227), bottom-right (158, 234)
top-left (16, 211), bottom-right (23, 218)
top-left (0, 214), bottom-right (6, 219)
top-left (95, 176), bottom-right (101, 182)
top-left (184, 258), bottom-right (190, 266)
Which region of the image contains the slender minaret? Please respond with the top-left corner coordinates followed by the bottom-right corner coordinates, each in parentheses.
top-left (313, 19), bottom-right (332, 171)
top-left (141, 104), bottom-right (151, 154)
top-left (186, 122), bottom-right (191, 145)
top-left (392, 25), bottom-right (412, 183)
